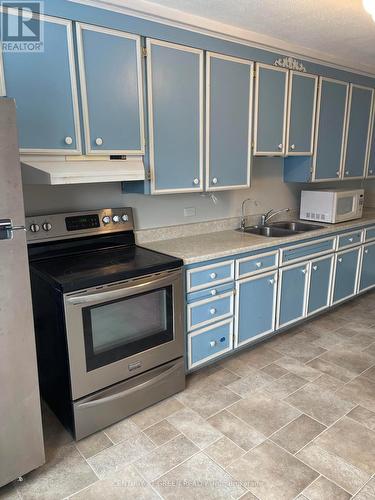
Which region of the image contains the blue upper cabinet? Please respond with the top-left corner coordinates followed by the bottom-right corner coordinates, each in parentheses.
top-left (286, 72), bottom-right (318, 156)
top-left (2, 14), bottom-right (81, 154)
top-left (205, 53), bottom-right (253, 191)
top-left (76, 24), bottom-right (144, 155)
top-left (254, 64), bottom-right (288, 156)
top-left (367, 103), bottom-right (375, 178)
top-left (146, 39), bottom-right (203, 194)
top-left (312, 78), bottom-right (349, 181)
top-left (342, 85), bottom-right (373, 179)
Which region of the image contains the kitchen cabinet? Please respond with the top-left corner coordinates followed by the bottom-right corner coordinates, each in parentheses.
top-left (76, 23), bottom-right (144, 155)
top-left (277, 262), bottom-right (309, 328)
top-left (307, 255), bottom-right (334, 315)
top-left (359, 242), bottom-right (375, 292)
top-left (205, 52), bottom-right (253, 191)
top-left (342, 84), bottom-right (373, 179)
top-left (313, 77), bottom-right (349, 181)
top-left (146, 39), bottom-right (204, 194)
top-left (366, 101), bottom-right (375, 177)
top-left (235, 270), bottom-right (277, 347)
top-left (332, 247), bottom-right (361, 304)
top-left (254, 63), bottom-right (288, 156)
top-left (3, 14), bottom-right (81, 154)
top-left (286, 71), bottom-right (318, 156)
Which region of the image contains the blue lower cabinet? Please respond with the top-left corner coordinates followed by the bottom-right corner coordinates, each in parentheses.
top-left (307, 255), bottom-right (334, 315)
top-left (277, 262), bottom-right (309, 328)
top-left (187, 291), bottom-right (234, 331)
top-left (188, 319), bottom-right (233, 369)
top-left (235, 271), bottom-right (277, 347)
top-left (359, 243), bottom-right (375, 292)
top-left (332, 248), bottom-right (361, 304)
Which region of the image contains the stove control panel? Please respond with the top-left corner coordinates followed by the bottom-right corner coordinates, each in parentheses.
top-left (26, 208), bottom-right (134, 243)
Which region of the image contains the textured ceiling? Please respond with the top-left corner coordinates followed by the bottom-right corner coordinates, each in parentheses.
top-left (99, 0), bottom-right (375, 73)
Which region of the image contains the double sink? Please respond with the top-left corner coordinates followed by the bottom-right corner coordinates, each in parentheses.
top-left (239, 221), bottom-right (325, 237)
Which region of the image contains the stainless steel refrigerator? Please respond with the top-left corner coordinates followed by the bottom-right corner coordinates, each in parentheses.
top-left (0, 98), bottom-right (45, 486)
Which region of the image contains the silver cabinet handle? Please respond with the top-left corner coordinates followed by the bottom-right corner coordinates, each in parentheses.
top-left (336, 171), bottom-right (340, 176)
top-left (255, 262), bottom-right (262, 268)
top-left (312, 265), bottom-right (318, 271)
top-left (193, 178), bottom-right (199, 185)
top-left (209, 308), bottom-right (217, 315)
top-left (64, 136), bottom-right (73, 145)
top-left (345, 171), bottom-right (350, 176)
top-left (338, 257), bottom-right (343, 263)
top-left (209, 340), bottom-right (217, 347)
top-left (369, 170), bottom-right (373, 175)
top-left (211, 289), bottom-right (217, 296)
top-left (269, 278), bottom-right (274, 285)
top-left (210, 272), bottom-right (217, 279)
top-left (95, 137), bottom-right (103, 146)
top-left (301, 268), bottom-right (307, 274)
top-left (290, 144), bottom-right (295, 150)
top-left (278, 143), bottom-right (283, 150)
top-left (364, 249), bottom-right (369, 254)
top-left (348, 237), bottom-right (353, 242)
top-left (212, 177), bottom-right (218, 185)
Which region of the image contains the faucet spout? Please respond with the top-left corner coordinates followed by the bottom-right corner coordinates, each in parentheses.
top-left (261, 208), bottom-right (290, 225)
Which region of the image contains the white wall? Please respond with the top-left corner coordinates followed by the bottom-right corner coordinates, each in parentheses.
top-left (22, 157), bottom-right (375, 230)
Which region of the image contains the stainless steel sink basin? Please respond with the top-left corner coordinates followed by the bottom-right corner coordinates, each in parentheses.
top-left (239, 225), bottom-right (296, 237)
top-left (268, 221), bottom-right (325, 231)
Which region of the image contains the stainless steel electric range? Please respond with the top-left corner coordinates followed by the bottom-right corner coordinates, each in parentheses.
top-left (27, 208), bottom-right (185, 440)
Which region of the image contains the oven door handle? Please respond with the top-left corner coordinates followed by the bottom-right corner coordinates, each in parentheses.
top-left (66, 273), bottom-right (178, 305)
top-left (77, 360), bottom-right (182, 409)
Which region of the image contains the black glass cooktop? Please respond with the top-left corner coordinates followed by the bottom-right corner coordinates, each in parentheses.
top-left (29, 233), bottom-right (183, 293)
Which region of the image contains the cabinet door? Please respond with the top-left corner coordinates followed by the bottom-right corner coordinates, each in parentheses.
top-left (366, 100), bottom-right (375, 178)
top-left (313, 78), bottom-right (349, 181)
top-left (76, 24), bottom-right (144, 155)
top-left (235, 271), bottom-right (277, 348)
top-left (286, 72), bottom-right (318, 156)
top-left (2, 14), bottom-right (81, 154)
top-left (332, 248), bottom-right (361, 304)
top-left (206, 53), bottom-right (253, 191)
top-left (277, 262), bottom-right (309, 328)
top-left (359, 242), bottom-right (375, 292)
top-left (147, 39), bottom-right (203, 194)
top-left (342, 85), bottom-right (373, 179)
top-left (254, 64), bottom-right (288, 156)
top-left (307, 255), bottom-right (334, 315)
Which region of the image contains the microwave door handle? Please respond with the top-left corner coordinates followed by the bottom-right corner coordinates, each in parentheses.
top-left (76, 360), bottom-right (182, 409)
top-left (66, 273), bottom-right (178, 305)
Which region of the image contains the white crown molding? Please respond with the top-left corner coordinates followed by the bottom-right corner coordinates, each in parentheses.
top-left (69, 0), bottom-right (375, 77)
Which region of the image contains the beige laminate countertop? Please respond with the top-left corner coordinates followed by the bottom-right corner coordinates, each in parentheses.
top-left (141, 212), bottom-right (375, 265)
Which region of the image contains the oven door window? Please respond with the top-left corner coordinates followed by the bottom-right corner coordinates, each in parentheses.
top-left (82, 286), bottom-right (174, 371)
top-left (337, 197), bottom-right (354, 216)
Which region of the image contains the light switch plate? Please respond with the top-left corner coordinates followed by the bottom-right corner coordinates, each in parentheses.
top-left (184, 207), bottom-right (196, 217)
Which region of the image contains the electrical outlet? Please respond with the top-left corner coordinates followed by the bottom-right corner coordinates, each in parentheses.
top-left (184, 207), bottom-right (196, 217)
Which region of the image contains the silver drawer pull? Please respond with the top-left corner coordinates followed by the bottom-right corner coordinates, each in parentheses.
top-left (312, 265), bottom-right (318, 271)
top-left (290, 144), bottom-right (295, 150)
top-left (193, 178), bottom-right (199, 185)
top-left (255, 262), bottom-right (262, 268)
top-left (95, 137), bottom-right (103, 146)
top-left (210, 272), bottom-right (217, 279)
top-left (209, 340), bottom-right (217, 347)
top-left (364, 249), bottom-right (369, 254)
top-left (64, 136), bottom-right (73, 145)
top-left (348, 237), bottom-right (354, 242)
top-left (338, 258), bottom-right (343, 263)
top-left (211, 289), bottom-right (217, 296)
top-left (209, 308), bottom-right (217, 315)
top-left (301, 268), bottom-right (307, 274)
top-left (278, 143), bottom-right (283, 150)
top-left (269, 278), bottom-right (274, 285)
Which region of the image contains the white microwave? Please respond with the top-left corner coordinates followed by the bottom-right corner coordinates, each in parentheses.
top-left (300, 189), bottom-right (364, 224)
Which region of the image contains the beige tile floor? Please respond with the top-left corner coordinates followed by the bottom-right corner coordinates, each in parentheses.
top-left (1, 290), bottom-right (375, 500)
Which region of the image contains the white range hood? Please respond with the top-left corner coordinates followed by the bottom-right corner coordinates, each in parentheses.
top-left (21, 156), bottom-right (145, 185)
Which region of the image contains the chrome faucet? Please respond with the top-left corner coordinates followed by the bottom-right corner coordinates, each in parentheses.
top-left (240, 198), bottom-right (255, 231)
top-left (261, 208), bottom-right (290, 225)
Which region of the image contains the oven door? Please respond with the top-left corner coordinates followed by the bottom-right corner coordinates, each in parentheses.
top-left (64, 269), bottom-right (183, 400)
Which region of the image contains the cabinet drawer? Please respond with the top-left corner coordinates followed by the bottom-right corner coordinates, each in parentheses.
top-left (187, 282), bottom-right (234, 304)
top-left (186, 260), bottom-right (234, 292)
top-left (280, 237), bottom-right (336, 265)
top-left (188, 319), bottom-right (233, 369)
top-left (365, 226), bottom-right (375, 242)
top-left (187, 291), bottom-right (234, 331)
top-left (236, 250), bottom-right (278, 279)
top-left (337, 230), bottom-right (363, 249)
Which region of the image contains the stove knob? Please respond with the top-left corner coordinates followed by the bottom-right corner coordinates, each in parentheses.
top-left (29, 223), bottom-right (40, 233)
top-left (102, 216), bottom-right (111, 225)
top-left (42, 222), bottom-right (52, 232)
top-left (121, 214), bottom-right (129, 222)
top-left (112, 215), bottom-right (120, 223)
